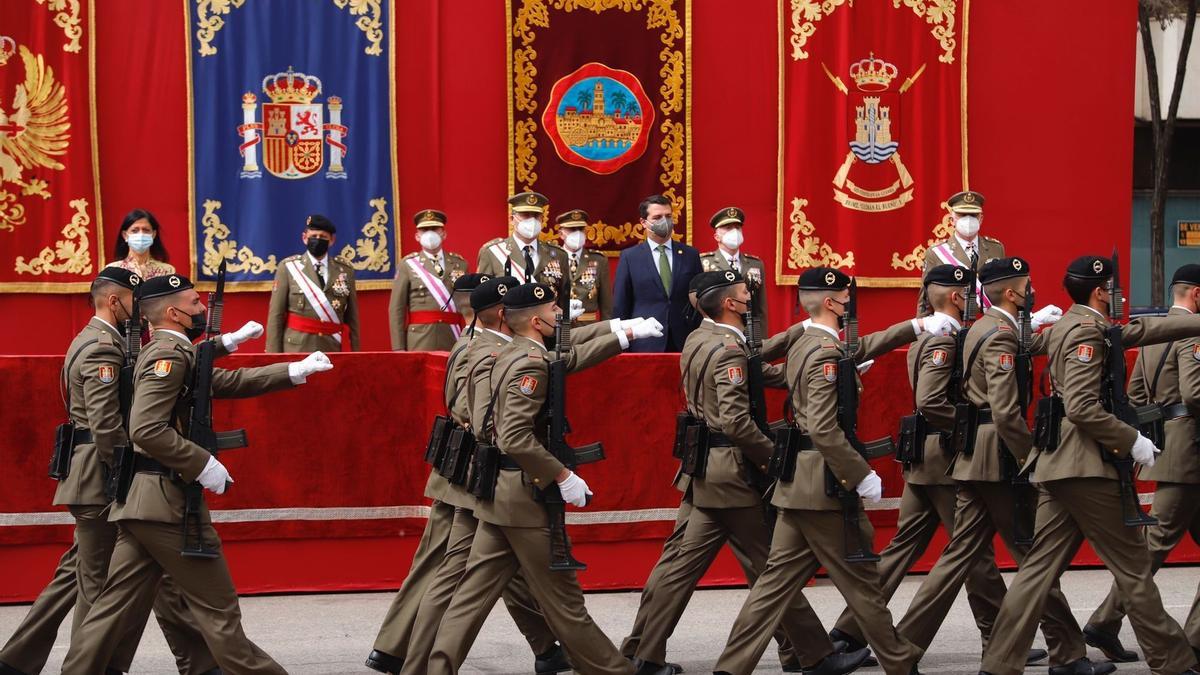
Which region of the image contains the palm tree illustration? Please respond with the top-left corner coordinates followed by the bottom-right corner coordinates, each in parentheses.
top-left (609, 90), bottom-right (629, 116)
top-left (575, 89), bottom-right (591, 112)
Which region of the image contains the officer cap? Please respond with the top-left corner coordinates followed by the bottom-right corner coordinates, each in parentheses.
top-left (305, 214), bottom-right (336, 234)
top-left (508, 191), bottom-right (549, 214)
top-left (139, 274), bottom-right (194, 300)
top-left (414, 209), bottom-right (447, 229)
top-left (1065, 255), bottom-right (1113, 281)
top-left (924, 264), bottom-right (970, 288)
top-left (979, 257), bottom-right (1030, 284)
top-left (555, 209), bottom-right (589, 229)
top-left (502, 282), bottom-right (557, 309)
top-left (1171, 263), bottom-right (1200, 287)
top-left (797, 267), bottom-right (851, 291)
top-left (471, 276), bottom-right (519, 312)
top-left (947, 191), bottom-right (984, 214)
top-left (96, 266), bottom-right (142, 290)
top-left (709, 206), bottom-right (745, 229)
top-left (693, 270), bottom-right (744, 299)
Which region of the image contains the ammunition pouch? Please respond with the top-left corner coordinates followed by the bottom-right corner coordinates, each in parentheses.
top-left (951, 401), bottom-right (980, 457)
top-left (1034, 395), bottom-right (1065, 452)
top-left (108, 444), bottom-right (137, 503)
top-left (897, 413), bottom-right (929, 466)
top-left (681, 421), bottom-right (710, 479)
top-left (50, 422), bottom-right (81, 480)
top-left (424, 415), bottom-right (453, 467)
top-left (468, 443), bottom-right (501, 501)
top-left (673, 411), bottom-right (697, 459)
top-left (439, 426), bottom-right (477, 487)
top-left (768, 427), bottom-right (813, 482)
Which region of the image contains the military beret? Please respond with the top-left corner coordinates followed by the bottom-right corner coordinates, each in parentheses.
top-left (414, 209), bottom-right (447, 229)
top-left (96, 266), bottom-right (142, 290)
top-left (502, 282), bottom-right (557, 309)
top-left (452, 273), bottom-right (489, 293)
top-left (924, 264), bottom-right (970, 287)
top-left (555, 209), bottom-right (589, 229)
top-left (508, 191), bottom-right (549, 214)
top-left (470, 275), bottom-right (518, 312)
top-left (1172, 263), bottom-right (1200, 286)
top-left (305, 214), bottom-right (336, 234)
top-left (947, 191), bottom-right (984, 214)
top-left (710, 206), bottom-right (745, 229)
top-left (139, 274), bottom-right (193, 300)
top-left (797, 267), bottom-right (851, 291)
top-left (978, 257), bottom-right (1030, 284)
top-left (1065, 255), bottom-right (1113, 281)
top-left (693, 270), bottom-right (744, 299)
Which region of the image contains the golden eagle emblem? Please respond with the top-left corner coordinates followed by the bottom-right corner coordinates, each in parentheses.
top-left (0, 45), bottom-right (70, 230)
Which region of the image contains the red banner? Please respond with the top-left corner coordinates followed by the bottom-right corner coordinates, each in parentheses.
top-left (776, 0), bottom-right (966, 286)
top-left (0, 0), bottom-right (102, 292)
top-left (507, 0), bottom-right (692, 252)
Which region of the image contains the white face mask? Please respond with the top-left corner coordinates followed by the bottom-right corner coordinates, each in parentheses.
top-left (515, 216), bottom-right (541, 240)
top-left (563, 230), bottom-right (587, 252)
top-left (954, 215), bottom-right (980, 239)
top-left (126, 232), bottom-right (153, 254)
top-left (719, 228), bottom-right (744, 251)
top-left (418, 230), bottom-right (443, 252)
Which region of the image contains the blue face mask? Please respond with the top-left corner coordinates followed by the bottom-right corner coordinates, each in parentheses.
top-left (127, 232), bottom-right (153, 253)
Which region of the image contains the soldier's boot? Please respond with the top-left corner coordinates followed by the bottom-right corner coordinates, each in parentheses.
top-left (632, 659), bottom-right (682, 674)
top-left (801, 647), bottom-right (870, 674)
top-left (1082, 623), bottom-right (1138, 663)
top-left (1027, 649), bottom-right (1049, 664)
top-left (1048, 657), bottom-right (1117, 675)
top-left (364, 649), bottom-right (403, 674)
top-left (534, 644), bottom-right (572, 675)
top-left (828, 627), bottom-right (866, 654)
top-left (0, 663), bottom-right (26, 675)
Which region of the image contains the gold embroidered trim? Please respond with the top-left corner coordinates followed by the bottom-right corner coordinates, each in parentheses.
top-left (785, 197), bottom-right (854, 270)
top-left (337, 197), bottom-right (391, 272)
top-left (14, 197), bottom-right (92, 275)
top-left (200, 198), bottom-right (278, 275)
top-left (196, 0), bottom-right (383, 57)
top-left (35, 0), bottom-right (83, 53)
top-left (891, 208), bottom-right (953, 270)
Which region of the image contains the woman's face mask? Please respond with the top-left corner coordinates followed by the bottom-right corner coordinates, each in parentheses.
top-left (126, 232), bottom-right (154, 254)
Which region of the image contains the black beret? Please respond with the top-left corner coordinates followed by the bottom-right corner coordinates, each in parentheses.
top-left (501, 282), bottom-right (557, 309)
top-left (139, 274), bottom-right (193, 300)
top-left (414, 209), bottom-right (447, 228)
top-left (709, 206), bottom-right (745, 229)
top-left (693, 270), bottom-right (744, 298)
top-left (96, 266), bottom-right (142, 290)
top-left (471, 276), bottom-right (519, 312)
top-left (1172, 263), bottom-right (1200, 286)
top-left (305, 214), bottom-right (336, 234)
top-left (924, 264), bottom-right (970, 287)
top-left (452, 273), bottom-right (489, 293)
top-left (978, 257), bottom-right (1030, 284)
top-left (797, 267), bottom-right (850, 291)
top-left (1065, 255), bottom-right (1113, 281)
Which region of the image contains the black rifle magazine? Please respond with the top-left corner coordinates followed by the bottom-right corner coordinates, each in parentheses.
top-left (896, 413), bottom-right (928, 465)
top-left (951, 401), bottom-right (980, 457)
top-left (49, 421), bottom-right (76, 480)
top-left (424, 415), bottom-right (453, 467)
top-left (1033, 396), bottom-right (1064, 452)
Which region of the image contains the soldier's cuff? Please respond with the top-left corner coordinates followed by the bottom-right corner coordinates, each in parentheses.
top-left (616, 330), bottom-right (630, 350)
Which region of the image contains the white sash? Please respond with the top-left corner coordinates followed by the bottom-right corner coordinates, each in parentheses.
top-left (405, 256), bottom-right (461, 339)
top-left (490, 242), bottom-right (528, 284)
top-left (931, 242), bottom-right (991, 308)
top-left (285, 258), bottom-right (343, 344)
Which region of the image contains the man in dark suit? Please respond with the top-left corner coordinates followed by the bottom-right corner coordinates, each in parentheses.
top-left (613, 195), bottom-right (702, 352)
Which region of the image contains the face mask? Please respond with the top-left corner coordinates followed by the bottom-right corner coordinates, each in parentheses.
top-left (830, 299), bottom-right (848, 330)
top-left (173, 307), bottom-right (207, 341)
top-left (720, 228), bottom-right (744, 251)
top-left (563, 230), bottom-right (587, 252)
top-left (306, 237), bottom-right (330, 257)
top-left (419, 230), bottom-right (443, 252)
top-left (126, 232), bottom-right (153, 254)
top-left (648, 216), bottom-right (674, 238)
top-left (515, 217), bottom-right (541, 240)
top-left (954, 215), bottom-right (980, 238)
top-left (113, 299), bottom-right (132, 335)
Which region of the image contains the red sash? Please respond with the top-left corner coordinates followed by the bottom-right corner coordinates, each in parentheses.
top-left (287, 313), bottom-right (349, 346)
top-left (408, 310), bottom-right (465, 327)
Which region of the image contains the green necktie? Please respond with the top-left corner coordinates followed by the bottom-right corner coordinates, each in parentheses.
top-left (657, 244), bottom-right (672, 294)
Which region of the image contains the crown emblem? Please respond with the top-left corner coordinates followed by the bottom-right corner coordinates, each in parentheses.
top-left (964, 193), bottom-right (976, 203)
top-left (526, 194), bottom-right (538, 205)
top-left (849, 53), bottom-right (898, 92)
top-left (0, 36), bottom-right (14, 67)
top-left (824, 271), bottom-right (836, 285)
top-left (423, 210), bottom-right (436, 221)
top-left (262, 66), bottom-right (323, 104)
top-left (1092, 259), bottom-right (1104, 274)
top-left (726, 207), bottom-right (738, 218)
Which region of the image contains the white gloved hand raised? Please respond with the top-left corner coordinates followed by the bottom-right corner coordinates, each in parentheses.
top-left (1131, 433), bottom-right (1159, 468)
top-left (1031, 305), bottom-right (1064, 331)
top-left (197, 455), bottom-right (233, 495)
top-left (920, 312), bottom-right (957, 337)
top-left (855, 470), bottom-right (883, 503)
top-left (631, 319), bottom-right (664, 340)
top-left (557, 471), bottom-right (592, 507)
top-left (288, 351), bottom-right (333, 384)
top-left (569, 299), bottom-right (584, 321)
top-left (221, 321), bottom-right (264, 351)
top-left (616, 318), bottom-right (646, 331)
top-left (856, 359), bottom-right (875, 376)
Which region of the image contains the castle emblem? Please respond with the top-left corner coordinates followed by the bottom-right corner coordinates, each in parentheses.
top-left (235, 67), bottom-right (349, 180)
top-left (542, 62), bottom-right (654, 175)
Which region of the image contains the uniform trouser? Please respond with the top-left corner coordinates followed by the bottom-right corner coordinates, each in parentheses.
top-left (619, 498), bottom-right (801, 667)
top-left (372, 499), bottom-right (456, 659)
top-left (632, 502), bottom-right (832, 667)
top-left (1087, 481), bottom-right (1200, 646)
top-left (399, 507), bottom-right (558, 675)
top-left (428, 521), bottom-right (634, 675)
top-left (980, 479), bottom-right (1197, 675)
top-left (715, 509), bottom-right (922, 675)
top-left (61, 520), bottom-right (285, 675)
top-left (0, 506), bottom-right (215, 675)
top-left (895, 481), bottom-right (1084, 666)
top-left (832, 482), bottom-right (1007, 648)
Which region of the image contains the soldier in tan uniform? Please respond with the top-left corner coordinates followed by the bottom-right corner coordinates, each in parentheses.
top-left (979, 256), bottom-right (1200, 675)
top-left (266, 214), bottom-right (360, 352)
top-left (476, 192), bottom-right (568, 287)
top-left (700, 207), bottom-right (767, 328)
top-left (631, 271), bottom-right (864, 675)
top-left (427, 282), bottom-right (668, 675)
top-left (828, 264), bottom-right (1027, 664)
top-left (61, 274), bottom-right (334, 674)
top-left (1083, 263), bottom-right (1200, 663)
top-left (917, 191), bottom-right (1005, 316)
top-left (389, 209), bottom-right (470, 351)
top-left (556, 209), bottom-right (612, 325)
top-left (714, 267), bottom-right (953, 675)
top-left (0, 267), bottom-right (227, 675)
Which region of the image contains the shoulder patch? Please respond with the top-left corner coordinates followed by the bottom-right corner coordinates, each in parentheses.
top-left (518, 375), bottom-right (539, 395)
top-left (97, 364), bottom-right (115, 383)
top-left (930, 349), bottom-right (948, 366)
top-left (1075, 345), bottom-right (1094, 363)
top-left (823, 362), bottom-right (838, 382)
top-left (726, 366), bottom-right (745, 384)
top-left (1193, 344), bottom-right (1200, 362)
top-left (998, 353), bottom-right (1014, 371)
top-left (153, 359), bottom-right (173, 377)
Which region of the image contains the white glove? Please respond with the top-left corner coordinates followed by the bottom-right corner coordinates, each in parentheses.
top-left (1031, 305), bottom-right (1063, 331)
top-left (221, 320), bottom-right (264, 351)
top-left (643, 317), bottom-right (664, 333)
top-left (855, 470), bottom-right (883, 503)
top-left (288, 351), bottom-right (333, 384)
top-left (631, 319), bottom-right (664, 340)
top-left (557, 471), bottom-right (592, 507)
top-left (856, 359), bottom-right (875, 375)
top-left (615, 318), bottom-right (645, 331)
top-left (569, 299), bottom-right (584, 321)
top-left (920, 312), bottom-right (957, 337)
top-left (197, 455), bottom-right (233, 495)
top-left (1131, 433), bottom-right (1158, 468)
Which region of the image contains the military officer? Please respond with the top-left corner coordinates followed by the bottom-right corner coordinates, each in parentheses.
top-left (1083, 263), bottom-right (1200, 663)
top-left (389, 209), bottom-right (470, 351)
top-left (978, 256), bottom-right (1200, 675)
top-left (556, 209), bottom-right (612, 325)
top-left (714, 267), bottom-right (954, 675)
top-left (631, 270), bottom-right (864, 675)
top-left (476, 192), bottom-right (568, 286)
top-left (917, 191), bottom-right (1005, 316)
top-left (700, 207), bottom-right (767, 327)
top-left (266, 214), bottom-right (360, 352)
top-left (61, 274), bottom-right (334, 674)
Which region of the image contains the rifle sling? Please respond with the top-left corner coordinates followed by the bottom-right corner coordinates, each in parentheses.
top-left (60, 338), bottom-right (100, 418)
top-left (443, 340), bottom-right (473, 415)
top-left (960, 327), bottom-right (1000, 400)
top-left (688, 343), bottom-right (726, 424)
top-left (1148, 341), bottom-right (1176, 403)
top-left (910, 336), bottom-right (933, 412)
top-left (481, 358), bottom-right (523, 446)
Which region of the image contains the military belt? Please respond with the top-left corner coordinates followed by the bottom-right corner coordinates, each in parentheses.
top-left (132, 454), bottom-right (172, 476)
top-left (708, 432), bottom-right (733, 447)
top-left (72, 428), bottom-right (94, 445)
top-left (977, 407), bottom-right (994, 425)
top-left (1163, 403), bottom-right (1193, 420)
top-left (498, 455), bottom-right (522, 471)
